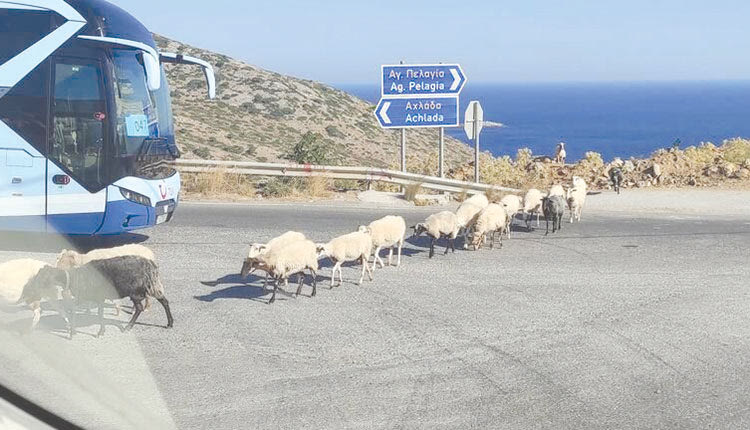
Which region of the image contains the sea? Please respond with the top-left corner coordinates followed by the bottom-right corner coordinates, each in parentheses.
top-left (339, 81), bottom-right (750, 162)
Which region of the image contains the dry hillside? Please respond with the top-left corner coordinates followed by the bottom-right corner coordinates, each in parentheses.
top-left (154, 35), bottom-right (473, 168)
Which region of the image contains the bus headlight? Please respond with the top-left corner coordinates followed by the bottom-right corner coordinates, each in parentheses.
top-left (120, 187), bottom-right (152, 206)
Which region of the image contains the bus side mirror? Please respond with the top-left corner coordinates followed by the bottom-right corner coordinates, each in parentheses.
top-left (159, 53), bottom-right (216, 99)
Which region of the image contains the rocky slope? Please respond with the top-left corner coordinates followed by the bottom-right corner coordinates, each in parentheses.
top-left (154, 35), bottom-right (473, 168)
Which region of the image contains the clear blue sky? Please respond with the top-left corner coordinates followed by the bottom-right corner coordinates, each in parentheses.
top-left (110, 0), bottom-right (750, 85)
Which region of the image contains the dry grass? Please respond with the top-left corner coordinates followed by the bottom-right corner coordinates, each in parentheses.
top-left (403, 182), bottom-right (423, 202)
top-left (182, 169), bottom-right (256, 197)
top-left (303, 175), bottom-right (332, 198)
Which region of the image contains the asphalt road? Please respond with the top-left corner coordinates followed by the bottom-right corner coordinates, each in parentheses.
top-left (2, 200), bottom-right (750, 429)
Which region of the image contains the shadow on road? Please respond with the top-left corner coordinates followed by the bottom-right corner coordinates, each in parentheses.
top-left (0, 232), bottom-right (149, 253)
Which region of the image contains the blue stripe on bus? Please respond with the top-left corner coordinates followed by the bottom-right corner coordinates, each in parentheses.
top-left (47, 212), bottom-right (105, 235)
top-left (95, 198), bottom-right (155, 235)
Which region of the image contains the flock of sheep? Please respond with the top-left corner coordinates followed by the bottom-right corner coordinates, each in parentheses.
top-left (0, 176), bottom-right (589, 337)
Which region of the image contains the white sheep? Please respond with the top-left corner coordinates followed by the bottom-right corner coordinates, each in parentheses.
top-left (0, 258), bottom-right (48, 304)
top-left (469, 203), bottom-right (508, 250)
top-left (359, 215), bottom-right (406, 271)
top-left (56, 244), bottom-right (156, 268)
top-left (253, 240), bottom-right (319, 304)
top-left (411, 211), bottom-right (461, 258)
top-left (0, 258), bottom-right (69, 333)
top-left (464, 193), bottom-right (489, 209)
top-left (523, 188), bottom-right (544, 228)
top-left (555, 142), bottom-right (567, 164)
top-left (571, 176), bottom-right (588, 192)
top-left (500, 194), bottom-right (522, 238)
top-left (456, 201), bottom-right (484, 249)
top-left (56, 244), bottom-right (156, 313)
top-left (317, 230), bottom-right (373, 287)
top-left (243, 231), bottom-right (306, 288)
top-left (247, 231), bottom-right (306, 259)
top-left (548, 184), bottom-right (565, 197)
top-left (566, 186), bottom-right (586, 223)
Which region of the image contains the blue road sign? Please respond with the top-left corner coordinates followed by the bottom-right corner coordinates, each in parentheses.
top-left (374, 96), bottom-right (459, 128)
top-left (382, 64), bottom-right (466, 96)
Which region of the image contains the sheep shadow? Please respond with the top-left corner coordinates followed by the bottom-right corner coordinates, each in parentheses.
top-left (0, 231), bottom-right (149, 253)
top-left (196, 272), bottom-right (322, 304)
top-left (1, 307), bottom-right (126, 338)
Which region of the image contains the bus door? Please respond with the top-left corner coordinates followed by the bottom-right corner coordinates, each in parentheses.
top-left (46, 57), bottom-right (107, 234)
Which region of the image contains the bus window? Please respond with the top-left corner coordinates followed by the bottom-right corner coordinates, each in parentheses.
top-left (50, 60), bottom-right (107, 191)
top-left (0, 62), bottom-right (49, 155)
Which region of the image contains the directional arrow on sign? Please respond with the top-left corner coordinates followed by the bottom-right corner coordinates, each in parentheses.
top-left (379, 101), bottom-right (391, 124)
top-left (382, 64), bottom-right (467, 96)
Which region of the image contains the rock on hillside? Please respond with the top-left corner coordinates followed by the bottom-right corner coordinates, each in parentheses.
top-left (154, 35), bottom-right (473, 168)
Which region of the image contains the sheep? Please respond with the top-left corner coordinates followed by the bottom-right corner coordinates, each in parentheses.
top-left (463, 193), bottom-right (489, 209)
top-left (0, 259), bottom-right (64, 333)
top-left (317, 230), bottom-right (373, 287)
top-left (56, 244), bottom-right (157, 313)
top-left (523, 188), bottom-right (544, 229)
top-left (359, 216), bottom-right (406, 271)
top-left (571, 176), bottom-right (588, 193)
top-left (555, 142), bottom-right (566, 164)
top-left (542, 195), bottom-right (566, 235)
top-left (20, 255), bottom-right (173, 338)
top-left (242, 231), bottom-right (306, 288)
top-left (456, 201), bottom-right (484, 249)
top-left (249, 240), bottom-right (319, 304)
top-left (411, 211), bottom-right (460, 258)
top-left (56, 244), bottom-right (156, 268)
top-left (609, 166), bottom-right (624, 194)
top-left (469, 203), bottom-right (507, 250)
top-left (548, 184), bottom-right (565, 197)
top-left (566, 186), bottom-right (586, 223)
top-left (500, 194), bottom-right (522, 238)
top-left (0, 258), bottom-right (48, 304)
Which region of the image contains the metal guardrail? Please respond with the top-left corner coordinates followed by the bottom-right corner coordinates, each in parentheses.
top-left (173, 159), bottom-right (521, 194)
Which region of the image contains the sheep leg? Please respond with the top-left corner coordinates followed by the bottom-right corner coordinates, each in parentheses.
top-left (536, 212), bottom-right (541, 227)
top-left (269, 279), bottom-right (279, 304)
top-left (387, 247), bottom-right (393, 266)
top-left (262, 273), bottom-right (268, 291)
top-left (358, 256), bottom-right (366, 285)
top-left (372, 246), bottom-right (384, 271)
top-left (96, 303), bottom-right (106, 338)
top-left (310, 268), bottom-right (317, 297)
top-left (396, 240), bottom-right (402, 266)
top-left (545, 214), bottom-right (550, 236)
top-left (444, 237), bottom-right (451, 255)
top-left (429, 238), bottom-right (436, 259)
top-left (28, 301), bottom-right (41, 334)
top-left (295, 271), bottom-right (305, 297)
top-left (52, 294), bottom-right (74, 339)
top-left (365, 255), bottom-right (374, 281)
top-left (125, 299), bottom-right (144, 331)
top-left (330, 262), bottom-right (339, 288)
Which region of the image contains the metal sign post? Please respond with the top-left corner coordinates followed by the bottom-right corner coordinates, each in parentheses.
top-left (464, 100), bottom-right (484, 183)
top-left (438, 127), bottom-right (445, 178)
top-left (400, 128), bottom-right (406, 173)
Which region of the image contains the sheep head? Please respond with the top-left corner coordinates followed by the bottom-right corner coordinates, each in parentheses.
top-left (55, 249), bottom-right (79, 269)
top-left (411, 223), bottom-right (427, 238)
top-left (20, 266), bottom-right (67, 305)
top-left (247, 243), bottom-right (267, 259)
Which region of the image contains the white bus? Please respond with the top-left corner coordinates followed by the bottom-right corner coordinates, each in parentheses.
top-left (0, 0), bottom-right (214, 234)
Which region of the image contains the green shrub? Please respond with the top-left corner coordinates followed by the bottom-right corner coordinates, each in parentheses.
top-left (285, 131), bottom-right (330, 165)
top-left (194, 147), bottom-right (211, 159)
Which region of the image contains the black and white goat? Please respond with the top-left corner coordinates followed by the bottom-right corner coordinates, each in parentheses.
top-left (21, 255), bottom-right (173, 338)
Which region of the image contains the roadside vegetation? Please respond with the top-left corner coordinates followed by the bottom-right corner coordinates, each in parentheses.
top-left (180, 138), bottom-right (750, 200)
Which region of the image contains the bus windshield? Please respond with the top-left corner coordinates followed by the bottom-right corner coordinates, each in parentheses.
top-left (111, 49), bottom-right (176, 180)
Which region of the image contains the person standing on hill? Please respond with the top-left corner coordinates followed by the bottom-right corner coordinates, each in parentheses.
top-left (555, 142), bottom-right (567, 164)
